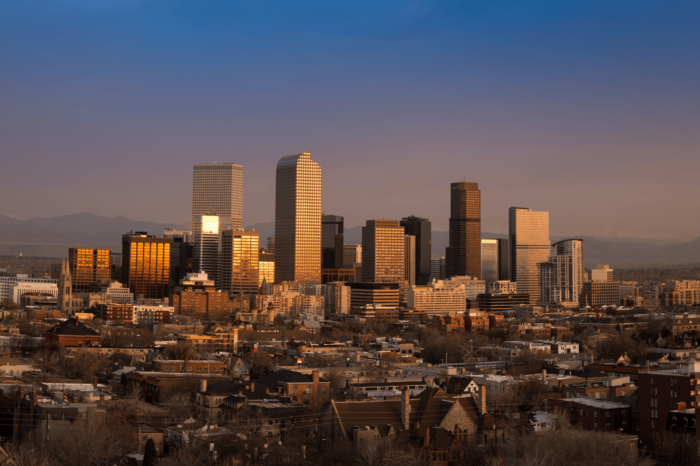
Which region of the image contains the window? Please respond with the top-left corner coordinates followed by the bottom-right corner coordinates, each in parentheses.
top-left (142, 435), bottom-right (147, 440)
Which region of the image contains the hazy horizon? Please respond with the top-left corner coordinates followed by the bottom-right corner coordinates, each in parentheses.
top-left (2, 2), bottom-right (699, 241)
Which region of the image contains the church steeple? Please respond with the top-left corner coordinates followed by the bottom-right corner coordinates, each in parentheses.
top-left (58, 258), bottom-right (73, 313)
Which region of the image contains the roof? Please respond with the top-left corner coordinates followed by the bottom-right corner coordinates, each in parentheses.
top-left (45, 318), bottom-right (100, 337)
top-left (257, 369), bottom-right (327, 387)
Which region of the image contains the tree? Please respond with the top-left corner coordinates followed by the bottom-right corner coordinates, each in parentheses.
top-left (143, 438), bottom-right (158, 466)
top-left (2, 298), bottom-right (17, 310)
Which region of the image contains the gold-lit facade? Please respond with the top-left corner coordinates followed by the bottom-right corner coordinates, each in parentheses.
top-left (193, 215), bottom-right (231, 287)
top-left (121, 233), bottom-right (171, 300)
top-left (68, 248), bottom-right (112, 292)
top-left (362, 220), bottom-right (405, 285)
top-left (274, 152), bottom-right (322, 284)
top-left (220, 230), bottom-right (259, 295)
top-left (259, 250), bottom-right (275, 286)
top-left (509, 207), bottom-right (550, 304)
top-left (446, 182), bottom-right (481, 279)
top-left (192, 163), bottom-right (243, 232)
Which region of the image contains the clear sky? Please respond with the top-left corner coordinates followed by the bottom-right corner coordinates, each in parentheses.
top-left (1, 1), bottom-right (699, 240)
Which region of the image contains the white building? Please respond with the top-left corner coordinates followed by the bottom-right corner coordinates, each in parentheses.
top-left (0, 275), bottom-right (58, 302)
top-left (489, 281), bottom-right (517, 295)
top-left (10, 282), bottom-right (58, 303)
top-left (102, 281), bottom-right (134, 304)
top-left (408, 277), bottom-right (468, 315)
top-left (501, 340), bottom-right (551, 353)
top-left (324, 281), bottom-right (351, 315)
top-left (541, 239), bottom-right (584, 305)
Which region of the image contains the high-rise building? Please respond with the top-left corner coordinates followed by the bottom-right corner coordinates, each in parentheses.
top-left (267, 237), bottom-right (275, 256)
top-left (579, 280), bottom-right (620, 308)
top-left (361, 220), bottom-right (405, 285)
top-left (343, 244), bottom-right (362, 269)
top-left (497, 238), bottom-right (510, 281)
top-left (121, 232), bottom-right (172, 300)
top-left (591, 265), bottom-right (614, 281)
top-left (324, 281), bottom-right (351, 315)
top-left (408, 277), bottom-right (468, 316)
top-left (481, 239), bottom-right (499, 288)
top-left (541, 239), bottom-right (584, 304)
top-left (67, 248), bottom-right (112, 293)
top-left (400, 216), bottom-right (432, 285)
top-left (192, 163), bottom-right (243, 232)
top-left (259, 249), bottom-right (275, 286)
top-left (321, 214), bottom-right (344, 269)
top-left (169, 237), bottom-right (194, 293)
top-left (430, 257), bottom-right (447, 281)
top-left (274, 152), bottom-right (322, 285)
top-left (349, 282), bottom-right (400, 310)
top-left (193, 215), bottom-right (231, 287)
top-left (446, 182), bottom-right (481, 279)
top-left (404, 235), bottom-right (416, 287)
top-left (219, 230), bottom-right (259, 296)
top-left (509, 207), bottom-right (550, 304)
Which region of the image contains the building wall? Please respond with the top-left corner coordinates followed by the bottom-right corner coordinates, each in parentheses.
top-left (192, 163), bottom-right (243, 231)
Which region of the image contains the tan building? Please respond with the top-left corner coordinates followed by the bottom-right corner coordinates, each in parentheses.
top-left (361, 220), bottom-right (405, 285)
top-left (68, 248), bottom-right (112, 293)
top-left (509, 207), bottom-right (550, 304)
top-left (579, 280), bottom-right (620, 307)
top-left (275, 152), bottom-right (322, 285)
top-left (171, 272), bottom-right (235, 319)
top-left (219, 230), bottom-right (259, 295)
top-left (192, 163), bottom-right (243, 231)
top-left (657, 280), bottom-right (700, 306)
top-left (408, 278), bottom-right (468, 316)
top-left (259, 249), bottom-right (275, 286)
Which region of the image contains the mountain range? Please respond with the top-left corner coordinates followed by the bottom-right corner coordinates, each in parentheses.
top-left (2, 214), bottom-right (699, 268)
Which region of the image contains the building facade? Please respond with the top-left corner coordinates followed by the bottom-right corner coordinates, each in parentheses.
top-left (361, 220), bottom-right (405, 286)
top-left (192, 163), bottom-right (243, 231)
top-left (446, 182), bottom-right (481, 279)
top-left (193, 215), bottom-right (231, 287)
top-left (343, 244), bottom-right (362, 269)
top-left (400, 216), bottom-right (432, 285)
top-left (259, 249), bottom-right (275, 286)
top-left (541, 239), bottom-right (584, 305)
top-left (121, 232), bottom-right (172, 300)
top-left (275, 152), bottom-right (322, 284)
top-left (219, 230), bottom-right (259, 296)
top-left (509, 207), bottom-right (550, 304)
top-left (404, 234), bottom-right (416, 287)
top-left (68, 248), bottom-right (112, 293)
top-left (322, 214), bottom-right (344, 269)
top-left (408, 278), bottom-right (468, 316)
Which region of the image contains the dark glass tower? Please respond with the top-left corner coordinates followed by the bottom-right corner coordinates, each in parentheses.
top-left (400, 215), bottom-right (432, 285)
top-left (322, 214), bottom-right (344, 269)
top-left (445, 182), bottom-right (481, 279)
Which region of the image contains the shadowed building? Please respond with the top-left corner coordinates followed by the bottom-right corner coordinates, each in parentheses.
top-left (193, 215), bottom-right (231, 288)
top-left (400, 215), bottom-right (432, 285)
top-left (219, 230), bottom-right (260, 296)
top-left (322, 214), bottom-right (344, 269)
top-left (446, 182), bottom-right (481, 279)
top-left (275, 152), bottom-right (322, 284)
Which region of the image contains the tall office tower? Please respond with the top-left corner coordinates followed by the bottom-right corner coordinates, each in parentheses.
top-left (404, 235), bottom-right (416, 287)
top-left (121, 232), bottom-right (172, 300)
top-left (57, 259), bottom-right (73, 312)
top-left (192, 163), bottom-right (243, 231)
top-left (111, 253), bottom-right (122, 282)
top-left (193, 215), bottom-right (231, 287)
top-left (267, 237), bottom-right (275, 256)
top-left (446, 182), bottom-right (481, 279)
top-left (169, 237), bottom-right (194, 293)
top-left (322, 214), bottom-right (344, 269)
top-left (481, 239), bottom-right (499, 288)
top-left (67, 248), bottom-right (112, 293)
top-left (497, 238), bottom-right (510, 280)
top-left (509, 207), bottom-right (550, 304)
top-left (274, 152), bottom-right (322, 284)
top-left (400, 215), bottom-right (432, 285)
top-left (219, 230), bottom-right (260, 296)
top-left (343, 244), bottom-right (362, 269)
top-left (258, 249), bottom-right (275, 286)
top-left (362, 220), bottom-right (405, 285)
top-left (430, 256), bottom-right (447, 281)
top-left (542, 239), bottom-right (584, 304)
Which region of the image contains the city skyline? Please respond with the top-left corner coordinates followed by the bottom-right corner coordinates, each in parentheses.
top-left (2, 2), bottom-right (699, 242)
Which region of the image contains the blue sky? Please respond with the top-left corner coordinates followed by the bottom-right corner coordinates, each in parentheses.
top-left (1, 1), bottom-right (699, 239)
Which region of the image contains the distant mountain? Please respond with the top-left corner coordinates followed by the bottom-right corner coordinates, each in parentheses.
top-left (2, 214), bottom-right (698, 267)
top-left (0, 213), bottom-right (189, 257)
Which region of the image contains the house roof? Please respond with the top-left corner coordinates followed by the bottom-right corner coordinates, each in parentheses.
top-left (46, 318), bottom-right (100, 337)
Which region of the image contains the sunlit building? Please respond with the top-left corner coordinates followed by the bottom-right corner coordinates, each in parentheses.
top-left (509, 207), bottom-right (550, 304)
top-left (193, 215), bottom-right (231, 287)
top-left (192, 163), bottom-right (243, 231)
top-left (259, 249), bottom-right (275, 286)
top-left (219, 230), bottom-right (259, 296)
top-left (446, 182), bottom-right (481, 279)
top-left (68, 248), bottom-right (112, 293)
top-left (121, 232), bottom-right (171, 300)
top-left (541, 239), bottom-right (584, 304)
top-left (275, 152), bottom-right (322, 284)
top-left (404, 235), bottom-right (416, 287)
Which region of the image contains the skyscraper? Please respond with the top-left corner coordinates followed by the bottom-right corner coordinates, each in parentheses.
top-left (542, 239), bottom-right (584, 304)
top-left (361, 220), bottom-right (405, 285)
top-left (274, 152), bottom-right (322, 284)
top-left (121, 232), bottom-right (171, 300)
top-left (219, 230), bottom-right (260, 296)
top-left (67, 248), bottom-right (112, 293)
top-left (400, 215), bottom-right (431, 285)
top-left (404, 234), bottom-right (416, 287)
top-left (259, 249), bottom-right (275, 286)
top-left (446, 182), bottom-right (481, 279)
top-left (497, 238), bottom-right (510, 280)
top-left (193, 215), bottom-right (231, 287)
top-left (322, 214), bottom-right (344, 269)
top-left (480, 239), bottom-right (499, 288)
top-left (509, 207), bottom-right (550, 304)
top-left (192, 163), bottom-right (243, 231)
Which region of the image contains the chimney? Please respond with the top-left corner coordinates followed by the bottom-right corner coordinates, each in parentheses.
top-left (401, 388), bottom-right (411, 430)
top-left (93, 376), bottom-right (98, 389)
top-left (250, 382), bottom-right (255, 392)
top-left (542, 369), bottom-right (547, 383)
top-left (676, 402), bottom-right (687, 411)
top-left (355, 353), bottom-right (361, 363)
top-left (201, 379), bottom-right (208, 392)
top-left (424, 427), bottom-right (430, 447)
top-left (313, 370), bottom-right (320, 386)
top-left (454, 425), bottom-right (460, 439)
top-left (558, 380), bottom-right (564, 392)
top-left (479, 384), bottom-right (487, 415)
top-left (99, 393), bottom-right (104, 402)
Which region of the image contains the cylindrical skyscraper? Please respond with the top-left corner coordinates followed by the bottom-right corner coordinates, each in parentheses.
top-left (274, 152), bottom-right (322, 284)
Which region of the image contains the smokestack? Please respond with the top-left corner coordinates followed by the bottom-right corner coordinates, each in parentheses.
top-left (401, 388), bottom-right (411, 430)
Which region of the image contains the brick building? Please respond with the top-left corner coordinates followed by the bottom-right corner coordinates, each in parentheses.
top-left (45, 317), bottom-right (102, 347)
top-left (561, 397), bottom-right (631, 432)
top-left (465, 310), bottom-right (489, 333)
top-left (96, 304), bottom-right (134, 322)
top-left (153, 359), bottom-right (226, 374)
top-left (430, 315), bottom-right (465, 335)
